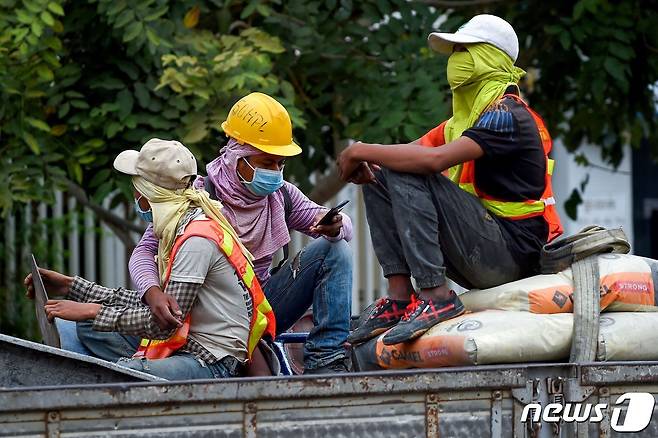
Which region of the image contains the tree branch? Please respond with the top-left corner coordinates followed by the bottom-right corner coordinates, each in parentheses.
top-left (63, 179), bottom-right (143, 247)
top-left (286, 67), bottom-right (324, 119)
top-left (308, 167), bottom-right (347, 204)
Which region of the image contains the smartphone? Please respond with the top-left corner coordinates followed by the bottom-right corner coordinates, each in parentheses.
top-left (317, 200), bottom-right (350, 226)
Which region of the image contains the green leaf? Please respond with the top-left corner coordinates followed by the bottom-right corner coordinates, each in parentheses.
top-left (69, 162), bottom-right (83, 183)
top-left (64, 91), bottom-right (84, 98)
top-left (609, 42), bottom-right (634, 61)
top-left (25, 90), bottom-right (46, 98)
top-left (134, 83), bottom-right (151, 108)
top-left (25, 117), bottom-right (51, 132)
top-left (240, 1), bottom-right (259, 19)
top-left (16, 9), bottom-right (32, 24)
top-left (23, 132), bottom-right (41, 155)
top-left (31, 20), bottom-right (43, 37)
top-left (88, 76), bottom-right (125, 90)
top-left (36, 65), bottom-right (54, 81)
top-left (255, 4), bottom-right (272, 16)
top-left (144, 5), bottom-right (168, 21)
top-left (145, 26), bottom-right (160, 46)
top-left (70, 100), bottom-right (90, 109)
top-left (116, 60), bottom-right (139, 80)
top-left (106, 0), bottom-right (127, 16)
top-left (40, 11), bottom-right (55, 26)
top-left (242, 28), bottom-right (285, 53)
top-left (114, 9), bottom-right (134, 28)
top-left (573, 1), bottom-right (587, 20)
top-left (58, 102), bottom-right (70, 118)
top-left (116, 89), bottom-right (134, 119)
top-left (123, 21), bottom-right (143, 43)
top-left (604, 57), bottom-right (626, 83)
top-left (558, 31), bottom-right (571, 50)
top-left (43, 36), bottom-right (63, 51)
top-left (23, 0), bottom-right (41, 13)
top-left (378, 110), bottom-right (406, 129)
top-left (106, 121), bottom-right (122, 138)
top-left (183, 115), bottom-right (209, 144)
top-left (47, 2), bottom-right (65, 16)
top-left (89, 168), bottom-right (112, 187)
top-left (78, 155), bottom-right (97, 165)
top-left (85, 139), bottom-right (105, 149)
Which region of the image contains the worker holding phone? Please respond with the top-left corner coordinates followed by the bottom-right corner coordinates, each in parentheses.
top-left (127, 93), bottom-right (354, 375)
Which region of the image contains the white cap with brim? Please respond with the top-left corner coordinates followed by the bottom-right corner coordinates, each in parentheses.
top-left (428, 14), bottom-right (519, 62)
top-left (113, 138), bottom-right (197, 190)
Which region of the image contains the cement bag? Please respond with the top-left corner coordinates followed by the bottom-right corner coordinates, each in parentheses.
top-left (598, 312), bottom-right (658, 361)
top-left (460, 254), bottom-right (657, 314)
top-left (353, 310), bottom-right (572, 370)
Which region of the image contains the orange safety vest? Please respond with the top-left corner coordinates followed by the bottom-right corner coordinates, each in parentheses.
top-left (421, 94), bottom-right (563, 242)
top-left (133, 219), bottom-right (276, 361)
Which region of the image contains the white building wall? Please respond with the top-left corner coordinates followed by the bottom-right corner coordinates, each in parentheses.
top-left (552, 141), bottom-right (634, 247)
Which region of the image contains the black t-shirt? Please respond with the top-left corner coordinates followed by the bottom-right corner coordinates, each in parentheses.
top-left (462, 96), bottom-right (549, 274)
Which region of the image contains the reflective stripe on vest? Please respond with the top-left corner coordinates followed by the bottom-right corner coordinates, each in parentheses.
top-left (134, 219), bottom-right (276, 361)
top-left (459, 182), bottom-right (547, 218)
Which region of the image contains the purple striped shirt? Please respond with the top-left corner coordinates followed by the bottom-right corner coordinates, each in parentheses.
top-left (129, 179), bottom-right (353, 296)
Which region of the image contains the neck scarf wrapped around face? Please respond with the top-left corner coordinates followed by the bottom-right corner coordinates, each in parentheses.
top-left (444, 43), bottom-right (526, 181)
top-left (204, 139), bottom-right (290, 261)
top-left (132, 176), bottom-right (253, 286)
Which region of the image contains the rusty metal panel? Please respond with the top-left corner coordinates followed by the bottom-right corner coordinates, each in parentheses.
top-left (0, 366), bottom-right (530, 412)
top-left (580, 362), bottom-right (658, 385)
top-left (0, 334), bottom-right (161, 388)
top-left (0, 388), bottom-right (514, 437)
top-left (256, 396), bottom-right (425, 438)
top-left (6, 362), bottom-right (658, 437)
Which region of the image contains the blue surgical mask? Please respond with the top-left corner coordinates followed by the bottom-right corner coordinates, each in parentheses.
top-left (134, 196), bottom-right (153, 222)
top-left (240, 158), bottom-right (284, 197)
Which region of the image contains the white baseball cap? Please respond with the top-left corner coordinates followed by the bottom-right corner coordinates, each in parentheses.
top-left (113, 138), bottom-right (197, 190)
top-left (428, 14), bottom-right (519, 62)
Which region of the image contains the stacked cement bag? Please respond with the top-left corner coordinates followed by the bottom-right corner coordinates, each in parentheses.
top-left (355, 310), bottom-right (572, 370)
top-left (353, 310), bottom-right (658, 370)
top-left (353, 254), bottom-right (658, 371)
top-left (460, 254), bottom-right (658, 313)
top-left (598, 312), bottom-right (658, 361)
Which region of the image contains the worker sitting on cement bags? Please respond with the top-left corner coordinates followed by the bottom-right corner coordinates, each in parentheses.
top-left (25, 139), bottom-right (275, 380)
top-left (339, 14), bottom-right (563, 345)
top-left (130, 93), bottom-right (354, 374)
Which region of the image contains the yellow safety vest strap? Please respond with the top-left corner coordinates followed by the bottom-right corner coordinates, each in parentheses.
top-left (460, 183), bottom-right (545, 218)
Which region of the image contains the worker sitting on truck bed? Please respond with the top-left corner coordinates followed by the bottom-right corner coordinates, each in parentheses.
top-left (339, 14), bottom-right (563, 346)
top-left (25, 138), bottom-right (275, 380)
top-left (130, 93), bottom-right (354, 374)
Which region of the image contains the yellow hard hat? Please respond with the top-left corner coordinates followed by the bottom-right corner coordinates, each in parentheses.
top-left (221, 92), bottom-right (302, 157)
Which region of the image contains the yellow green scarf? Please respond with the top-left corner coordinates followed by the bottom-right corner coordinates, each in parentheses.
top-left (132, 176), bottom-right (253, 286)
top-left (444, 43), bottom-right (526, 181)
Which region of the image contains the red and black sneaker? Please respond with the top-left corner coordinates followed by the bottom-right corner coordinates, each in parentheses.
top-left (382, 291), bottom-right (465, 345)
top-left (347, 297), bottom-right (411, 345)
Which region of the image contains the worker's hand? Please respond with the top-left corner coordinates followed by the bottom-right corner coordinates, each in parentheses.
top-left (310, 211), bottom-right (343, 237)
top-left (347, 162), bottom-right (380, 185)
top-left (144, 286), bottom-right (183, 330)
top-left (24, 268), bottom-right (74, 300)
top-left (44, 300), bottom-right (100, 322)
top-left (337, 142), bottom-right (367, 182)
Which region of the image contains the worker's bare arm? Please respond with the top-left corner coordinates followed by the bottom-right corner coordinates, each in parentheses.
top-left (337, 136), bottom-right (483, 180)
